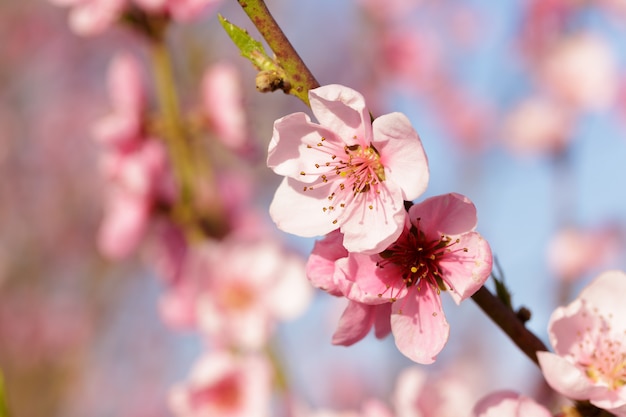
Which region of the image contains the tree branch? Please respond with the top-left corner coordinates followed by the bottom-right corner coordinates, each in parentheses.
top-left (471, 285), bottom-right (549, 365)
top-left (235, 0), bottom-right (320, 105)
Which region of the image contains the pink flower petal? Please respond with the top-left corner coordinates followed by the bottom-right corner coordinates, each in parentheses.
top-left (306, 231), bottom-right (348, 296)
top-left (268, 112), bottom-right (341, 183)
top-left (332, 301), bottom-right (376, 346)
top-left (440, 231), bottom-right (492, 304)
top-left (373, 112), bottom-right (429, 200)
top-left (578, 270), bottom-right (626, 327)
top-left (309, 85), bottom-right (372, 146)
top-left (390, 284), bottom-right (449, 364)
top-left (340, 253), bottom-right (407, 304)
top-left (340, 181), bottom-right (406, 254)
top-left (537, 351), bottom-right (603, 401)
top-left (408, 193), bottom-right (477, 237)
top-left (97, 194), bottom-right (149, 259)
top-left (547, 299), bottom-right (598, 356)
top-left (373, 303), bottom-right (392, 339)
top-left (269, 177), bottom-right (340, 238)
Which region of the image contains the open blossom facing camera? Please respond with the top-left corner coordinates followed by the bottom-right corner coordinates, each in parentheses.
top-left (308, 193), bottom-right (492, 363)
top-left (538, 270), bottom-right (626, 417)
top-left (268, 84), bottom-right (429, 254)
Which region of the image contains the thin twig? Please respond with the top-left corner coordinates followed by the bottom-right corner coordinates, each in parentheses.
top-left (471, 285), bottom-right (549, 365)
top-left (235, 0), bottom-right (320, 105)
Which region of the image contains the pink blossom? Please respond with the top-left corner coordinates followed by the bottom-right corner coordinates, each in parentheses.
top-left (50, 0), bottom-right (222, 35)
top-left (134, 0), bottom-right (223, 21)
top-left (169, 351), bottom-right (272, 417)
top-left (356, 0), bottom-right (421, 22)
top-left (393, 365), bottom-right (481, 417)
top-left (501, 95), bottom-right (572, 156)
top-left (335, 193), bottom-right (492, 363)
top-left (268, 84), bottom-right (429, 254)
top-left (97, 139), bottom-right (175, 259)
top-left (472, 391), bottom-right (552, 417)
top-left (195, 238), bottom-right (312, 350)
top-left (201, 62), bottom-right (249, 152)
top-left (547, 226), bottom-right (621, 282)
top-left (537, 270), bottom-right (626, 416)
top-left (308, 193), bottom-right (492, 362)
top-left (48, 0), bottom-right (127, 36)
top-left (539, 32), bottom-right (618, 111)
top-left (92, 52), bottom-right (146, 148)
top-left (303, 399), bottom-right (394, 417)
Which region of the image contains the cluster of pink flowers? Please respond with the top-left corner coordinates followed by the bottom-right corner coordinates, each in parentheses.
top-left (267, 84), bottom-right (493, 363)
top-left (93, 52), bottom-right (176, 260)
top-left (49, 0), bottom-right (223, 36)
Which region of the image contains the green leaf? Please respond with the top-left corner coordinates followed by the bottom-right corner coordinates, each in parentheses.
top-left (0, 370), bottom-right (8, 417)
top-left (218, 14), bottom-right (278, 72)
top-left (491, 257), bottom-right (513, 310)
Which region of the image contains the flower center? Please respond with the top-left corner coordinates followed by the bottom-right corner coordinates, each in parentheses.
top-left (577, 321), bottom-right (626, 390)
top-left (300, 138), bottom-right (387, 222)
top-left (339, 144), bottom-right (386, 193)
top-left (376, 219), bottom-right (468, 299)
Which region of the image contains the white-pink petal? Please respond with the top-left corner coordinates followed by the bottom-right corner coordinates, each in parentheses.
top-left (340, 182), bottom-right (406, 254)
top-left (537, 351), bottom-right (603, 401)
top-left (269, 177), bottom-right (340, 238)
top-left (268, 112), bottom-right (340, 183)
top-left (440, 231), bottom-right (492, 304)
top-left (408, 193), bottom-right (478, 237)
top-left (373, 112), bottom-right (429, 200)
top-left (578, 270), bottom-right (626, 327)
top-left (390, 284), bottom-right (449, 364)
top-left (309, 85), bottom-right (372, 146)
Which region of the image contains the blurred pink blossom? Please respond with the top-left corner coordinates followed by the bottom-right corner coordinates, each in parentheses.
top-left (97, 138), bottom-right (175, 259)
top-left (356, 0), bottom-right (420, 22)
top-left (201, 62), bottom-right (250, 152)
top-left (169, 351), bottom-right (272, 417)
top-left (377, 27), bottom-right (444, 95)
top-left (539, 32), bottom-right (618, 111)
top-left (92, 52), bottom-right (146, 148)
top-left (547, 225), bottom-right (621, 282)
top-left (48, 0), bottom-right (127, 36)
top-left (50, 0), bottom-right (222, 35)
top-left (472, 391), bottom-right (552, 417)
top-left (268, 84), bottom-right (429, 254)
top-left (538, 270), bottom-right (626, 416)
top-left (502, 95), bottom-right (572, 156)
top-left (393, 366), bottom-right (481, 417)
top-left (181, 238), bottom-right (313, 350)
top-left (135, 0), bottom-right (223, 21)
top-left (303, 399), bottom-right (394, 417)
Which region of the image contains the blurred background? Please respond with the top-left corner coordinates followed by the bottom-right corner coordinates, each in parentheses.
top-left (1, 0), bottom-right (626, 416)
